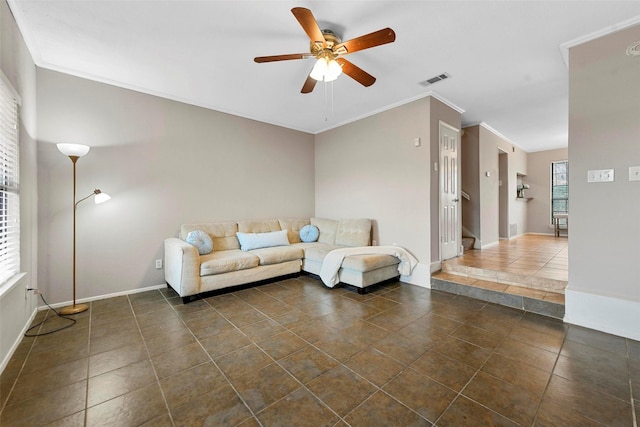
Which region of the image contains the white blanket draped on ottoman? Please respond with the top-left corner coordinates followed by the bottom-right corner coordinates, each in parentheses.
top-left (319, 246), bottom-right (419, 287)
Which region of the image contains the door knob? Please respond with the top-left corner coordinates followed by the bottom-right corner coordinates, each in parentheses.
top-left (453, 198), bottom-right (459, 202)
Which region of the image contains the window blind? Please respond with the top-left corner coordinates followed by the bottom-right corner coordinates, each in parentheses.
top-left (551, 160), bottom-right (568, 227)
top-left (0, 76), bottom-right (20, 286)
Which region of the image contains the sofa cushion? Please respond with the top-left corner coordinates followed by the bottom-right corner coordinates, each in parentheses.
top-left (237, 219), bottom-right (281, 233)
top-left (299, 224), bottom-right (319, 243)
top-left (302, 244), bottom-right (399, 273)
top-left (250, 246), bottom-right (304, 266)
top-left (181, 222), bottom-right (240, 251)
top-left (237, 230), bottom-right (290, 251)
top-left (335, 219), bottom-right (371, 247)
top-left (341, 254), bottom-right (400, 272)
top-left (303, 244), bottom-right (343, 263)
top-left (311, 218), bottom-right (339, 244)
top-left (185, 230), bottom-right (213, 255)
top-left (200, 250), bottom-right (259, 276)
top-left (278, 218), bottom-right (310, 244)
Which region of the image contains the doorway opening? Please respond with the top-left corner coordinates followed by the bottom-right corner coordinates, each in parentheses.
top-left (498, 149), bottom-right (509, 239)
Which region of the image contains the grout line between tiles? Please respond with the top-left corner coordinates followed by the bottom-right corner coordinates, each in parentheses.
top-left (431, 306), bottom-right (524, 426)
top-left (128, 291), bottom-right (177, 427)
top-left (628, 338), bottom-right (638, 427)
top-left (529, 325), bottom-right (567, 426)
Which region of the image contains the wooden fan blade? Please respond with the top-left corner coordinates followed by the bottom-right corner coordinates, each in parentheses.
top-left (254, 53), bottom-right (311, 63)
top-left (336, 58), bottom-right (376, 87)
top-left (291, 7), bottom-right (325, 45)
top-left (334, 28), bottom-right (396, 54)
top-left (301, 74), bottom-right (318, 93)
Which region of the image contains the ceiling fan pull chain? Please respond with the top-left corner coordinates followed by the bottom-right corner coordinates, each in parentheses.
top-left (323, 80), bottom-right (335, 122)
top-left (324, 80), bottom-right (329, 121)
top-left (331, 81), bottom-right (335, 118)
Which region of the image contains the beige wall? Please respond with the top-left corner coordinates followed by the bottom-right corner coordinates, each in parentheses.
top-left (462, 124), bottom-right (527, 247)
top-left (566, 24), bottom-right (640, 340)
top-left (526, 148), bottom-right (568, 234)
top-left (0, 0), bottom-right (39, 370)
top-left (478, 126), bottom-right (500, 246)
top-left (37, 69), bottom-right (315, 305)
top-left (461, 126), bottom-right (480, 239)
top-left (507, 141), bottom-right (528, 237)
top-left (315, 97), bottom-right (432, 279)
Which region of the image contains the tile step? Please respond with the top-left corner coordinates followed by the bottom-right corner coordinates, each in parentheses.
top-left (442, 263), bottom-right (566, 294)
top-left (431, 276), bottom-right (565, 320)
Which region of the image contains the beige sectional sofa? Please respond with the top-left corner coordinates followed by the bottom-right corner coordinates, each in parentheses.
top-left (164, 217), bottom-right (402, 303)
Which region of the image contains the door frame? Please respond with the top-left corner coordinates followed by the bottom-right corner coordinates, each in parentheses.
top-left (438, 120), bottom-right (462, 261)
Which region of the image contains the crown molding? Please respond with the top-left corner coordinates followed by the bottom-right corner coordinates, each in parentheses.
top-left (559, 15), bottom-right (640, 68)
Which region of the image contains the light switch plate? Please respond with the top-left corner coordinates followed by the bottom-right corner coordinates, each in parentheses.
top-left (629, 166), bottom-right (640, 182)
top-left (587, 169), bottom-right (614, 183)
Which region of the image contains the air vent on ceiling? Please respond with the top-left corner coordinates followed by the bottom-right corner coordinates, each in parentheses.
top-left (626, 41), bottom-right (640, 57)
top-left (419, 73), bottom-right (451, 87)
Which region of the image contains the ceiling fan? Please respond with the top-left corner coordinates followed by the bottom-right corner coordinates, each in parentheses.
top-left (254, 7), bottom-right (396, 93)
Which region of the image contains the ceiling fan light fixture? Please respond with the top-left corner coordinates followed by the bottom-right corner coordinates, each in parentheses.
top-left (326, 59), bottom-right (342, 81)
top-left (311, 57), bottom-right (342, 82)
top-left (310, 57), bottom-right (328, 81)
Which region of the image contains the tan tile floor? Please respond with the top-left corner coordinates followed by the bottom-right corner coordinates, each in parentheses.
top-left (442, 234), bottom-right (568, 298)
top-left (2, 275), bottom-right (638, 426)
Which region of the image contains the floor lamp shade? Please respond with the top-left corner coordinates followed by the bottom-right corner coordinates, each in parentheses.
top-left (57, 143), bottom-right (109, 315)
top-left (57, 143), bottom-right (90, 158)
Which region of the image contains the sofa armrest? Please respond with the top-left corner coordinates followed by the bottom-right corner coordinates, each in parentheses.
top-left (164, 238), bottom-right (200, 297)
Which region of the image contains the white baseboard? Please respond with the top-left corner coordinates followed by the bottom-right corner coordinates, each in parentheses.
top-left (564, 287), bottom-right (640, 341)
top-left (401, 262), bottom-right (431, 289)
top-left (430, 261), bottom-right (441, 273)
top-left (1, 307), bottom-right (37, 375)
top-left (41, 284), bottom-right (167, 311)
top-left (508, 232), bottom-right (527, 240)
top-left (480, 240), bottom-right (500, 249)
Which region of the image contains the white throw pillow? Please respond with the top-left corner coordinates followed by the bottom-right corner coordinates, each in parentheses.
top-left (236, 230), bottom-right (290, 251)
top-left (185, 230), bottom-right (213, 255)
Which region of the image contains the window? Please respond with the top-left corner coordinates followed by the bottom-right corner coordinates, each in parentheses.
top-left (551, 160), bottom-right (568, 227)
top-left (0, 75), bottom-right (20, 286)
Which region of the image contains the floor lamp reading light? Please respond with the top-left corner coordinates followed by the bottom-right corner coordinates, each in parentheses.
top-left (57, 143), bottom-right (111, 315)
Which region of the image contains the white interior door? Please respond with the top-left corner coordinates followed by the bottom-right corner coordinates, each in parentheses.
top-left (440, 121), bottom-right (461, 261)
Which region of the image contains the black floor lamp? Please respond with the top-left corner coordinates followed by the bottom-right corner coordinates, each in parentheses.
top-left (57, 143), bottom-right (110, 315)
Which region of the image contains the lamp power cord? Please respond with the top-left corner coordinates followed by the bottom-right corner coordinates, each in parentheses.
top-left (24, 289), bottom-right (77, 337)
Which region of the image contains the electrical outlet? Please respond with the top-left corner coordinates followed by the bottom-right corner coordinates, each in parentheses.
top-left (155, 259), bottom-right (162, 269)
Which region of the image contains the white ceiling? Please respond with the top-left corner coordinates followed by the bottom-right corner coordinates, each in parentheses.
top-left (8, 1), bottom-right (640, 152)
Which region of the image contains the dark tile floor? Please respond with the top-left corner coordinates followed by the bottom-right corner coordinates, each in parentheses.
top-left (1, 275), bottom-right (638, 426)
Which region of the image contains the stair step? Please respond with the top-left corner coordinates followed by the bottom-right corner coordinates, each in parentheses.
top-left (431, 275), bottom-right (564, 319)
top-left (461, 236), bottom-right (475, 251)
